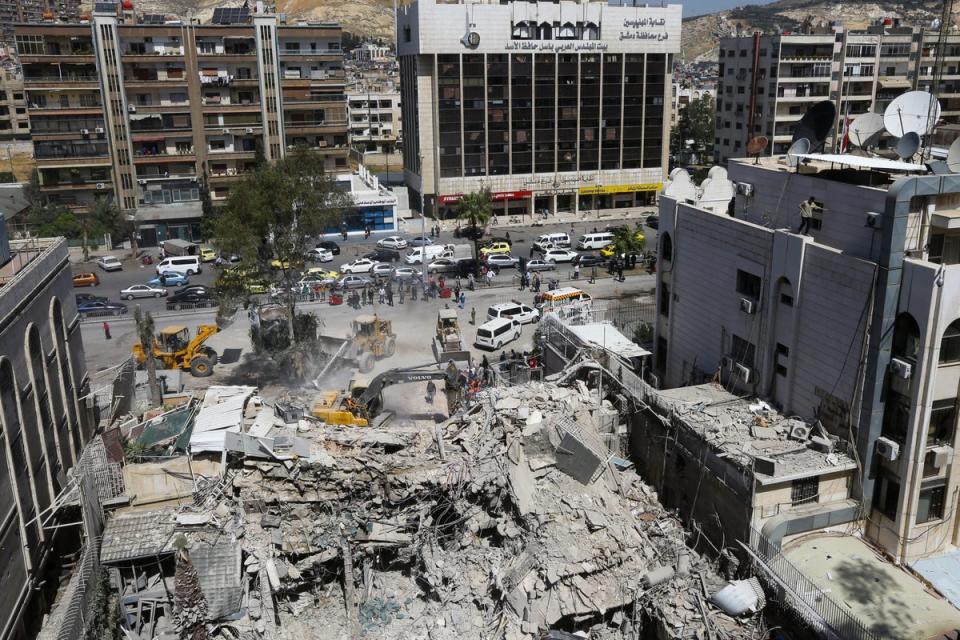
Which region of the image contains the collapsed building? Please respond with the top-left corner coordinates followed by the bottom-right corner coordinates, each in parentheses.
top-left (38, 367), bottom-right (765, 640)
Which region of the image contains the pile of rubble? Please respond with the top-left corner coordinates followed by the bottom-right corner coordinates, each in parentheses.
top-left (89, 372), bottom-right (765, 639)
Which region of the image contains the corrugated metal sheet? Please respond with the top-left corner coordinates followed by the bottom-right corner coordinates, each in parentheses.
top-left (191, 543), bottom-right (242, 620)
top-left (100, 511), bottom-right (176, 564)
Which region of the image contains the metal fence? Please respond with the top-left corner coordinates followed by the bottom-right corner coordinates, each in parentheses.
top-left (748, 527), bottom-right (880, 640)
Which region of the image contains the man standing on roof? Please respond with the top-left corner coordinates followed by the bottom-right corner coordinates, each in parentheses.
top-left (798, 196), bottom-right (822, 235)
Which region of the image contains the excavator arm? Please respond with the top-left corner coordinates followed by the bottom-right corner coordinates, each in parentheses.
top-left (355, 364), bottom-right (456, 410)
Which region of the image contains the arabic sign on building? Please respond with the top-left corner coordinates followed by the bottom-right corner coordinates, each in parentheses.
top-left (618, 17), bottom-right (670, 42)
top-left (578, 183), bottom-right (663, 195)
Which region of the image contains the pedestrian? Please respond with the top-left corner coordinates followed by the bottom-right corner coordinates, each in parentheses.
top-left (470, 306), bottom-right (476, 325)
top-left (505, 231), bottom-right (511, 242)
top-left (485, 269), bottom-right (494, 287)
top-left (590, 266), bottom-right (597, 284)
top-left (797, 196), bottom-right (821, 235)
top-left (617, 263), bottom-right (624, 282)
top-left (341, 228), bottom-right (348, 241)
top-left (438, 275), bottom-right (445, 290)
top-left (454, 283), bottom-right (461, 300)
top-left (455, 275), bottom-right (462, 290)
top-left (426, 380), bottom-right (436, 404)
top-left (103, 321), bottom-right (111, 340)
top-left (519, 272), bottom-right (525, 292)
top-left (361, 287), bottom-right (368, 305)
top-left (458, 291), bottom-right (466, 309)
top-left (387, 287), bottom-right (394, 306)
top-left (378, 285), bottom-right (386, 304)
top-left (533, 274), bottom-right (540, 292)
top-left (467, 273), bottom-right (475, 290)
top-left (412, 282), bottom-right (419, 301)
top-left (481, 354), bottom-right (490, 370)
top-left (399, 286), bottom-right (405, 304)
top-left (530, 246), bottom-right (536, 258)
top-left (574, 263), bottom-right (580, 280)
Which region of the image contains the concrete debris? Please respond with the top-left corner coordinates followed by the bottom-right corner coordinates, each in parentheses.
top-left (94, 376), bottom-right (762, 640)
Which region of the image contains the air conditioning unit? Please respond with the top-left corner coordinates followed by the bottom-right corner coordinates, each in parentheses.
top-left (876, 436), bottom-right (901, 462)
top-left (96, 182), bottom-right (105, 189)
top-left (734, 363), bottom-right (752, 383)
top-left (222, 127), bottom-right (231, 134)
top-left (740, 297), bottom-right (756, 314)
top-left (137, 179), bottom-right (147, 185)
top-left (646, 373), bottom-right (660, 388)
top-left (80, 128), bottom-right (90, 136)
top-left (245, 127), bottom-right (254, 133)
top-left (721, 356), bottom-right (734, 371)
top-left (865, 212), bottom-right (881, 228)
top-left (94, 126), bottom-right (104, 134)
top-left (932, 445), bottom-right (954, 470)
top-left (736, 181), bottom-right (754, 196)
top-left (128, 105), bottom-right (136, 113)
top-left (889, 357), bottom-right (913, 380)
top-left (789, 424), bottom-right (812, 441)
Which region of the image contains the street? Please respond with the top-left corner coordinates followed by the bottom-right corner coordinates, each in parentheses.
top-left (70, 214), bottom-right (659, 315)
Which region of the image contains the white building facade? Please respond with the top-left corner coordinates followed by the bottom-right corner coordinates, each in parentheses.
top-left (347, 90), bottom-right (401, 153)
top-left (396, 0), bottom-right (681, 219)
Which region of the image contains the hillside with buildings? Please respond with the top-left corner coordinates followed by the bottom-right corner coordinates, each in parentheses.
top-left (680, 0), bottom-right (949, 62)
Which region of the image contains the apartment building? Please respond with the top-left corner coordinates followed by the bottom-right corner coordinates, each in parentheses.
top-left (0, 66), bottom-right (29, 140)
top-left (652, 149), bottom-right (960, 578)
top-left (347, 90), bottom-right (400, 153)
top-left (715, 26), bottom-right (960, 163)
top-left (0, 219), bottom-right (94, 638)
top-left (17, 6), bottom-right (348, 245)
top-left (397, 0), bottom-right (680, 220)
top-left (0, 0), bottom-right (81, 47)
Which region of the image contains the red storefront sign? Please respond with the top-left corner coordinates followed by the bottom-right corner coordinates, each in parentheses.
top-left (438, 190), bottom-right (532, 205)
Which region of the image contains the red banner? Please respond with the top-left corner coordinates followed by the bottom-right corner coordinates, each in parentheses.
top-left (438, 190), bottom-right (532, 205)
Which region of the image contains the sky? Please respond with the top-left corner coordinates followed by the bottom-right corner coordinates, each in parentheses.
top-left (681, 0), bottom-right (779, 18)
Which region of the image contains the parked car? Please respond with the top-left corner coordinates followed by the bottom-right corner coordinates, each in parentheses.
top-left (377, 236), bottom-right (408, 250)
top-left (475, 317), bottom-right (522, 350)
top-left (167, 289), bottom-right (215, 309)
top-left (370, 263), bottom-right (395, 279)
top-left (305, 247), bottom-right (334, 262)
top-left (340, 258), bottom-right (377, 274)
top-left (485, 253), bottom-right (519, 269)
top-left (524, 259), bottom-right (556, 272)
top-left (480, 241), bottom-right (511, 256)
top-left (392, 267), bottom-right (421, 282)
top-left (481, 236), bottom-right (510, 248)
top-left (75, 293), bottom-right (107, 305)
top-left (78, 300), bottom-right (128, 316)
top-left (72, 272), bottom-right (100, 287)
top-left (199, 247), bottom-right (217, 262)
top-left (97, 255), bottom-right (123, 272)
top-left (337, 275), bottom-right (372, 289)
top-left (120, 284), bottom-right (168, 300)
top-left (365, 248), bottom-right (401, 262)
top-left (426, 258), bottom-right (460, 274)
top-left (316, 240), bottom-right (341, 255)
top-left (575, 254), bottom-right (606, 268)
top-left (271, 258), bottom-right (301, 270)
top-left (303, 267), bottom-right (339, 281)
top-left (544, 249), bottom-right (579, 264)
top-left (173, 285), bottom-right (215, 297)
top-left (455, 225), bottom-right (484, 240)
top-left (148, 272), bottom-right (190, 287)
top-left (487, 302), bottom-right (540, 325)
top-left (408, 236), bottom-right (433, 247)
top-left (645, 215), bottom-right (659, 230)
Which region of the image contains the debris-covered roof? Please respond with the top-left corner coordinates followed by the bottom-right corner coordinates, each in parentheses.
top-left (100, 510), bottom-right (176, 564)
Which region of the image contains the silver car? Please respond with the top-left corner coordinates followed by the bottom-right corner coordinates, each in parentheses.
top-left (392, 267), bottom-right (422, 281)
top-left (120, 284), bottom-right (168, 300)
top-left (337, 275), bottom-right (372, 289)
top-left (525, 259), bottom-right (556, 272)
top-left (426, 258), bottom-right (460, 274)
top-left (486, 253), bottom-right (519, 269)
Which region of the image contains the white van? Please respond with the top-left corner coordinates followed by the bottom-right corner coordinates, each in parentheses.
top-left (156, 256), bottom-right (202, 276)
top-left (405, 245), bottom-right (446, 265)
top-left (534, 232), bottom-right (571, 251)
top-left (577, 232), bottom-right (615, 251)
top-left (475, 317), bottom-right (522, 350)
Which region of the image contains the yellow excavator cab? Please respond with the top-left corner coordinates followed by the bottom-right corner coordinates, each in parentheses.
top-left (310, 390), bottom-right (369, 427)
top-left (132, 323), bottom-right (220, 377)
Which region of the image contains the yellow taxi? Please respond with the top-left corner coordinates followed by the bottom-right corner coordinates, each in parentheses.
top-left (199, 247), bottom-right (217, 262)
top-left (480, 241), bottom-right (511, 256)
top-left (270, 258), bottom-right (302, 270)
top-left (599, 231), bottom-right (645, 257)
top-left (304, 267), bottom-right (339, 280)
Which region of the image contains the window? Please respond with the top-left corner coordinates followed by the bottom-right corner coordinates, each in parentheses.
top-left (881, 389), bottom-right (910, 444)
top-left (928, 399), bottom-right (956, 446)
top-left (660, 234), bottom-right (672, 262)
top-left (736, 269), bottom-right (762, 299)
top-left (892, 314), bottom-right (921, 361)
top-left (940, 320), bottom-right (960, 363)
top-left (660, 283), bottom-right (670, 318)
top-left (656, 337), bottom-right (667, 374)
top-left (731, 334), bottom-right (756, 368)
top-left (791, 476), bottom-right (818, 506)
top-left (873, 473), bottom-right (900, 520)
top-left (916, 484), bottom-right (946, 523)
top-left (780, 293), bottom-right (794, 306)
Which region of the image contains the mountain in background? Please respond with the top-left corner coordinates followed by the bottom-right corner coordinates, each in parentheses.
top-left (680, 0), bottom-right (950, 63)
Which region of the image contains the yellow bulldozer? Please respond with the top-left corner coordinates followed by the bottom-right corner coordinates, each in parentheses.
top-left (132, 324), bottom-right (220, 377)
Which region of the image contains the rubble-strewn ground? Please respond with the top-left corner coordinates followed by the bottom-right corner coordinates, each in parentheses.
top-left (163, 376), bottom-right (763, 639)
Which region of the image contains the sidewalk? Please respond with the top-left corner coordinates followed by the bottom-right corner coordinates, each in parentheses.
top-left (430, 205), bottom-right (658, 233)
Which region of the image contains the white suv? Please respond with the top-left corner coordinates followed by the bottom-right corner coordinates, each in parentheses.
top-left (487, 302), bottom-right (540, 325)
top-left (97, 255), bottom-right (123, 272)
top-left (377, 236), bottom-right (408, 250)
top-left (340, 258), bottom-right (377, 274)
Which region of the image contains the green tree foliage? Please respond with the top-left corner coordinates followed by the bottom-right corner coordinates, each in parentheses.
top-left (25, 194), bottom-right (125, 260)
top-left (671, 94), bottom-right (715, 159)
top-left (610, 225), bottom-right (646, 258)
top-left (213, 147), bottom-right (351, 342)
top-left (456, 189), bottom-right (493, 274)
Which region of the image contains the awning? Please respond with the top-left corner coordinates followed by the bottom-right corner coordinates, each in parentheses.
top-left (129, 113), bottom-right (161, 121)
top-left (567, 322), bottom-right (651, 359)
top-left (879, 78), bottom-right (912, 88)
top-left (931, 209), bottom-right (960, 230)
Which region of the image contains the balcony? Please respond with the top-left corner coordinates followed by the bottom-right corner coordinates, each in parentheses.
top-left (284, 120), bottom-right (348, 135)
top-left (23, 73), bottom-right (98, 87)
top-left (124, 45), bottom-right (184, 58)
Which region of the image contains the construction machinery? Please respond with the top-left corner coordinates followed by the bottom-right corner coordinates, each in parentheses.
top-left (132, 324), bottom-right (220, 377)
top-left (315, 315), bottom-right (397, 375)
top-left (432, 309), bottom-right (471, 366)
top-left (311, 364), bottom-right (456, 426)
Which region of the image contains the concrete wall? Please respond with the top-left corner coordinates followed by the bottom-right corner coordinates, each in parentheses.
top-left (0, 238), bottom-right (91, 639)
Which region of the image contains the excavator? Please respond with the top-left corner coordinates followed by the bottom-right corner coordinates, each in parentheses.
top-left (311, 364), bottom-right (457, 426)
top-left (132, 324), bottom-right (220, 377)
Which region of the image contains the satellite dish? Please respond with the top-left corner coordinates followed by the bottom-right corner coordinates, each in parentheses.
top-left (747, 135), bottom-right (769, 155)
top-left (793, 101), bottom-right (836, 152)
top-left (669, 167), bottom-right (689, 180)
top-left (848, 113), bottom-right (885, 148)
top-left (883, 91), bottom-right (941, 137)
top-left (707, 166), bottom-right (729, 181)
top-left (787, 137), bottom-right (811, 168)
top-left (895, 132), bottom-right (920, 160)
top-left (946, 138), bottom-right (960, 173)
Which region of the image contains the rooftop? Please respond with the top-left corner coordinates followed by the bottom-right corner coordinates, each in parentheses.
top-left (0, 237), bottom-right (65, 290)
top-left (650, 383), bottom-right (858, 483)
top-left (729, 154), bottom-right (927, 192)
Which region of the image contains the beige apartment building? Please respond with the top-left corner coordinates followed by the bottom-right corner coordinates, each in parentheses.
top-left (715, 26), bottom-right (960, 163)
top-left (16, 5), bottom-right (348, 245)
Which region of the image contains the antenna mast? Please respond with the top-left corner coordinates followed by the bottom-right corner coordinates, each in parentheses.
top-left (927, 0), bottom-right (955, 158)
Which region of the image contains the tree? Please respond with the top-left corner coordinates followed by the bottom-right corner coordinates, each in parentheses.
top-left (610, 225), bottom-right (645, 260)
top-left (671, 95), bottom-right (715, 162)
top-left (134, 305), bottom-right (162, 408)
top-left (456, 189), bottom-right (493, 275)
top-left (84, 196), bottom-right (126, 261)
top-left (213, 147), bottom-right (351, 343)
top-left (253, 138), bottom-right (267, 169)
top-left (198, 171), bottom-right (218, 240)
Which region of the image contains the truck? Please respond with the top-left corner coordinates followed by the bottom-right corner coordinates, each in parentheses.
top-left (432, 309), bottom-right (472, 366)
top-left (405, 245), bottom-right (447, 265)
top-left (439, 243), bottom-right (474, 261)
top-left (160, 239), bottom-right (198, 257)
